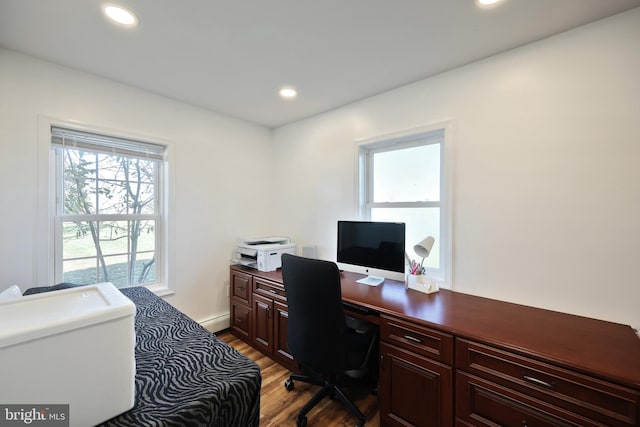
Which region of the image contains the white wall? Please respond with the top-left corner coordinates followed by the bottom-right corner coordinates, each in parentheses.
top-left (0, 48), bottom-right (273, 325)
top-left (272, 9), bottom-right (640, 328)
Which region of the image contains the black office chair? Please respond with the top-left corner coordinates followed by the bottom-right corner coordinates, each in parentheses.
top-left (281, 253), bottom-right (378, 427)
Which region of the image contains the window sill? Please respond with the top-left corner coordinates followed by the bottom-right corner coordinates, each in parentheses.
top-left (144, 283), bottom-right (174, 298)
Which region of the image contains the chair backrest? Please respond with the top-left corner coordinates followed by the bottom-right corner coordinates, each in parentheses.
top-left (281, 253), bottom-right (348, 374)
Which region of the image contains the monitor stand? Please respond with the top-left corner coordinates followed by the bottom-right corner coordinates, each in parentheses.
top-left (356, 275), bottom-right (385, 286)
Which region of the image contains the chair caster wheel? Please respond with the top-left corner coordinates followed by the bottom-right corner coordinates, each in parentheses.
top-left (296, 414), bottom-right (307, 427)
top-left (284, 379), bottom-right (294, 391)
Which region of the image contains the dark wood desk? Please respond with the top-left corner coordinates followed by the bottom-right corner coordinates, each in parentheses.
top-left (230, 265), bottom-right (640, 426)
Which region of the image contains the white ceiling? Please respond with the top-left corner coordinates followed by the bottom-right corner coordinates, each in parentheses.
top-left (1, 0), bottom-right (639, 128)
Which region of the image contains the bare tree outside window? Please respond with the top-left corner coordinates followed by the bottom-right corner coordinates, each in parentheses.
top-left (61, 148), bottom-right (157, 287)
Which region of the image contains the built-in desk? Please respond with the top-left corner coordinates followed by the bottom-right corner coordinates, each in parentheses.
top-left (230, 264), bottom-right (640, 426)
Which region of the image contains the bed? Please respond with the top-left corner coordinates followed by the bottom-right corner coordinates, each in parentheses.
top-left (94, 286), bottom-right (261, 427)
top-left (20, 284), bottom-right (261, 427)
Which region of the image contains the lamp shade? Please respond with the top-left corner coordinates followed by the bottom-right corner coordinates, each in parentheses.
top-left (414, 236), bottom-right (435, 258)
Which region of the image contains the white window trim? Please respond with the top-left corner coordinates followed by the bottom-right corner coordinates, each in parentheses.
top-left (36, 116), bottom-right (175, 295)
top-left (355, 120), bottom-right (453, 288)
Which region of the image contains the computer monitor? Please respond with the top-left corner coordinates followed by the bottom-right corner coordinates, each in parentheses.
top-left (336, 220), bottom-right (406, 286)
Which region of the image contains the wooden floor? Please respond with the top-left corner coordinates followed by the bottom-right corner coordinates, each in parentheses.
top-left (218, 331), bottom-right (381, 427)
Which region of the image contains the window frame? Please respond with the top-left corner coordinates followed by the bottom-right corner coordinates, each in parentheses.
top-left (37, 117), bottom-right (174, 295)
top-left (356, 121), bottom-right (453, 287)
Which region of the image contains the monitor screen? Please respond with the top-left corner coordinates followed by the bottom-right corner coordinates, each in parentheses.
top-left (337, 221), bottom-right (406, 283)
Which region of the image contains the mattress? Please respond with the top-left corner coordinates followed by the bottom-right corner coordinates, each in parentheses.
top-left (98, 287), bottom-right (261, 427)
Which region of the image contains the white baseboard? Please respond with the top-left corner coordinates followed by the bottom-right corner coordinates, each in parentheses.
top-left (199, 312), bottom-right (230, 333)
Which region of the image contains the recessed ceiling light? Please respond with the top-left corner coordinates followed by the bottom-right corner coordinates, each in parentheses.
top-left (476, 0), bottom-right (503, 6)
top-left (103, 5), bottom-right (138, 26)
top-left (279, 87), bottom-right (298, 99)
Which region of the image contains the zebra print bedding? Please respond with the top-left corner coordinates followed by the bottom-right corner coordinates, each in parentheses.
top-left (98, 286), bottom-right (261, 427)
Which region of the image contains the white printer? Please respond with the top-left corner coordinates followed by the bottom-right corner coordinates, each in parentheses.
top-left (234, 236), bottom-right (296, 272)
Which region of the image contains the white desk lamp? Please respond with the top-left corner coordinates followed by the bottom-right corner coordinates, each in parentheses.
top-left (414, 236), bottom-right (435, 266)
top-left (408, 236), bottom-right (438, 294)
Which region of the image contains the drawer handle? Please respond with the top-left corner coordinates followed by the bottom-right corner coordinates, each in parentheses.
top-left (268, 289), bottom-right (277, 294)
top-left (523, 374), bottom-right (556, 390)
top-left (403, 335), bottom-right (422, 344)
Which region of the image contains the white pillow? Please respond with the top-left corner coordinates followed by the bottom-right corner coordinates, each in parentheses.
top-left (0, 285), bottom-right (22, 301)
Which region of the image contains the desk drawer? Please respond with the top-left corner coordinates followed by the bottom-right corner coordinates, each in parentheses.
top-left (456, 338), bottom-right (639, 426)
top-left (381, 315), bottom-right (453, 364)
top-left (253, 277), bottom-right (286, 302)
top-left (230, 301), bottom-right (251, 340)
top-left (231, 271), bottom-right (251, 303)
top-left (456, 371), bottom-right (601, 427)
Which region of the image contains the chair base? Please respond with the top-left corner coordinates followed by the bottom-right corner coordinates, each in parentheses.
top-left (285, 374), bottom-right (366, 427)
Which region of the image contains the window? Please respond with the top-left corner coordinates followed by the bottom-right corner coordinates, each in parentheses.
top-left (51, 126), bottom-right (167, 289)
top-left (358, 123), bottom-right (451, 284)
